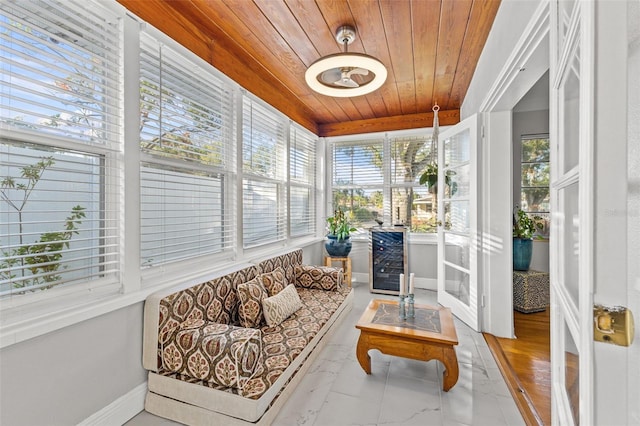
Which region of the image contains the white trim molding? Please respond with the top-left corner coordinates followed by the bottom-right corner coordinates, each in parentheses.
top-left (479, 1), bottom-right (551, 113)
top-left (78, 382), bottom-right (147, 426)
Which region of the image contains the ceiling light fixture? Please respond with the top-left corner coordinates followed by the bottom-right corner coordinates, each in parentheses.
top-left (305, 25), bottom-right (387, 98)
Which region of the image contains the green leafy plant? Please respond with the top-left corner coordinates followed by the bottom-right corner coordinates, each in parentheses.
top-left (513, 206), bottom-right (543, 240)
top-left (418, 162), bottom-right (439, 189)
top-left (418, 162), bottom-right (457, 195)
top-left (326, 209), bottom-right (357, 241)
top-left (1, 157), bottom-right (85, 289)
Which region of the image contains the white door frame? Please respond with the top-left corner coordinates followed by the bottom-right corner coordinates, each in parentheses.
top-left (477, 1), bottom-right (550, 338)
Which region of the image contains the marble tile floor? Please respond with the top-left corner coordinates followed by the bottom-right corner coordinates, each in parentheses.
top-left (127, 282), bottom-right (524, 426)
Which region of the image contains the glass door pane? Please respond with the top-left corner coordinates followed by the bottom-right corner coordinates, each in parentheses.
top-left (437, 114), bottom-right (478, 330)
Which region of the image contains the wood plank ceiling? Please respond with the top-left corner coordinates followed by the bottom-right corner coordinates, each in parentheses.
top-left (117, 0), bottom-right (501, 137)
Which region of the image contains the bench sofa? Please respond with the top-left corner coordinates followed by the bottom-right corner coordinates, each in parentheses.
top-left (142, 248), bottom-right (354, 425)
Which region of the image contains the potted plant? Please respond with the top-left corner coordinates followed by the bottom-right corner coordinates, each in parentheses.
top-left (419, 162), bottom-right (439, 192)
top-left (512, 206), bottom-right (543, 271)
top-left (325, 209), bottom-right (357, 257)
top-left (419, 162), bottom-right (457, 195)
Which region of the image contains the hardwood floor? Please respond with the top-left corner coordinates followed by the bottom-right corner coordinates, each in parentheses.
top-left (483, 308), bottom-right (551, 426)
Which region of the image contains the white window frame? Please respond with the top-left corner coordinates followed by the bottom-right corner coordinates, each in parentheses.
top-left (137, 28), bottom-right (237, 280)
top-left (0, 0), bottom-right (124, 329)
top-left (520, 132), bottom-right (550, 238)
top-left (289, 123), bottom-right (317, 239)
top-left (241, 94), bottom-right (288, 250)
top-left (327, 128), bottom-right (441, 240)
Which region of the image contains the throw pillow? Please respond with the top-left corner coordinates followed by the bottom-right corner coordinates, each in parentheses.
top-left (237, 277), bottom-right (268, 328)
top-left (295, 264), bottom-right (341, 291)
top-left (262, 284), bottom-right (302, 327)
top-left (260, 267), bottom-right (286, 297)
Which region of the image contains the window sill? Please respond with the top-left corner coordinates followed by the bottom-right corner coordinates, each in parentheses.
top-left (0, 290), bottom-right (146, 349)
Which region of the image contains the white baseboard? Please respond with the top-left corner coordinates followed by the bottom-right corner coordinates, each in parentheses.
top-left (415, 277), bottom-right (437, 291)
top-left (351, 272), bottom-right (369, 285)
top-left (352, 273), bottom-right (437, 291)
top-left (78, 382), bottom-right (147, 426)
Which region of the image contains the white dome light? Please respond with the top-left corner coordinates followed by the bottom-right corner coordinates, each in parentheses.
top-left (304, 25), bottom-right (387, 98)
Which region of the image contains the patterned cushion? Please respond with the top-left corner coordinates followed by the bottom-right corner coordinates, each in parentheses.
top-left (158, 286), bottom-right (351, 400)
top-left (204, 276), bottom-right (235, 324)
top-left (295, 265), bottom-right (342, 291)
top-left (257, 249), bottom-right (302, 284)
top-left (160, 319), bottom-right (264, 392)
top-left (237, 277), bottom-right (268, 328)
top-left (262, 284), bottom-right (302, 327)
top-left (260, 267), bottom-right (287, 297)
top-left (157, 265), bottom-right (260, 368)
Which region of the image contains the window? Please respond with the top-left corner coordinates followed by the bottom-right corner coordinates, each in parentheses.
top-left (331, 139), bottom-right (384, 229)
top-left (0, 1), bottom-right (121, 298)
top-left (331, 132), bottom-right (437, 233)
top-left (390, 135), bottom-right (437, 232)
top-left (138, 33), bottom-right (236, 267)
top-left (242, 96), bottom-right (287, 248)
top-left (520, 134), bottom-right (550, 237)
top-left (289, 125), bottom-right (316, 237)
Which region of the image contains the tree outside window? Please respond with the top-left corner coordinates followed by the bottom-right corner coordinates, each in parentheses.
top-left (331, 134), bottom-right (441, 233)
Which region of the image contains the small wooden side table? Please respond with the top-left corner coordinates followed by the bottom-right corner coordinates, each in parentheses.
top-left (324, 256), bottom-right (352, 287)
top-left (355, 299), bottom-right (459, 391)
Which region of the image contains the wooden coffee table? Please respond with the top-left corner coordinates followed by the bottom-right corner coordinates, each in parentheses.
top-left (355, 299), bottom-right (459, 391)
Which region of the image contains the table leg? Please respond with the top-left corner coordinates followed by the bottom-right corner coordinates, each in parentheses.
top-left (441, 347), bottom-right (459, 391)
top-left (356, 332), bottom-right (371, 374)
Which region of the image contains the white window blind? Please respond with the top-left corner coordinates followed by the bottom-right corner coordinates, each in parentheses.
top-left (0, 1), bottom-right (122, 298)
top-left (242, 96), bottom-right (286, 248)
top-left (139, 32), bottom-right (236, 266)
top-left (289, 125), bottom-right (316, 237)
top-left (331, 134), bottom-right (439, 232)
top-left (331, 140), bottom-right (384, 228)
top-left (0, 0), bottom-right (121, 148)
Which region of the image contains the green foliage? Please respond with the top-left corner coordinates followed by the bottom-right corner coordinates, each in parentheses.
top-left (139, 80), bottom-right (225, 166)
top-left (418, 162), bottom-right (458, 201)
top-left (326, 209), bottom-right (357, 241)
top-left (418, 162), bottom-right (439, 188)
top-left (9, 206), bottom-right (86, 288)
top-left (0, 158), bottom-right (85, 289)
top-left (418, 162), bottom-right (457, 192)
top-left (513, 206), bottom-right (544, 240)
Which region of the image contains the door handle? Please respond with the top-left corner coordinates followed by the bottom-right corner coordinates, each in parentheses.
top-left (593, 304), bottom-right (635, 347)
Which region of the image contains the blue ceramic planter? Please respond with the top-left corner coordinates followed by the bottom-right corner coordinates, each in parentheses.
top-left (513, 238), bottom-right (533, 271)
top-left (325, 235), bottom-right (352, 257)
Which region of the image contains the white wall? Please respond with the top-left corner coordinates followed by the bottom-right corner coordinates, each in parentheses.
top-left (0, 304), bottom-right (146, 425)
top-left (461, 0), bottom-right (547, 336)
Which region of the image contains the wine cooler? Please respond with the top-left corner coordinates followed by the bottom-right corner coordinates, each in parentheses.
top-left (369, 227), bottom-right (408, 294)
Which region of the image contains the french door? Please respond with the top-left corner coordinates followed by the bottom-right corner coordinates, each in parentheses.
top-left (550, 1), bottom-right (637, 424)
top-left (550, 1), bottom-right (594, 423)
top-left (437, 114), bottom-right (480, 331)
